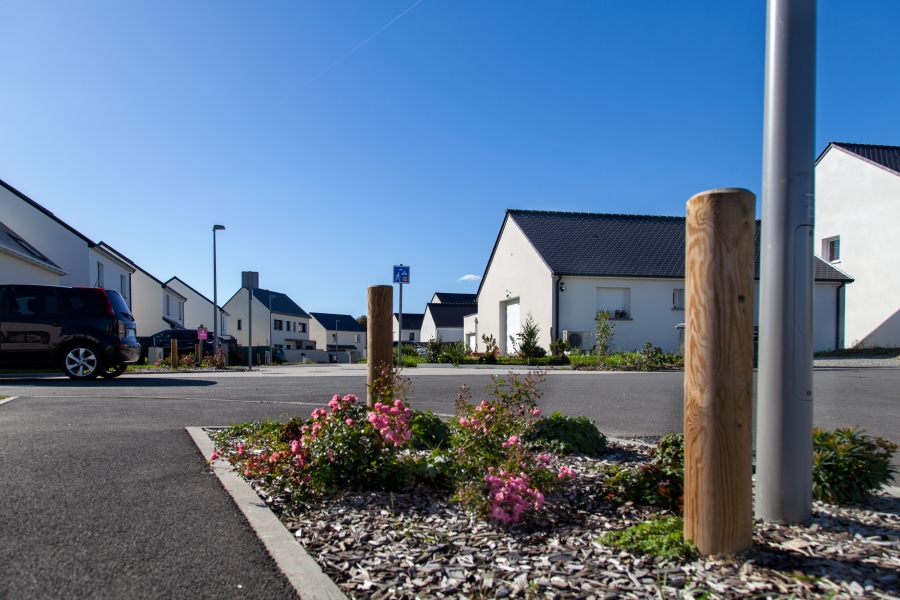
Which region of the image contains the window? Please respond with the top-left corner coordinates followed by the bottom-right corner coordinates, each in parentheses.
top-left (6, 287), bottom-right (58, 317)
top-left (178, 301), bottom-right (183, 320)
top-left (96, 262), bottom-right (105, 288)
top-left (274, 319), bottom-right (283, 331)
top-left (299, 323), bottom-right (306, 333)
top-left (331, 333), bottom-right (336, 341)
top-left (823, 236), bottom-right (840, 262)
top-left (165, 295), bottom-right (170, 315)
top-left (673, 289), bottom-right (685, 310)
top-left (355, 334), bottom-right (361, 342)
top-left (408, 332), bottom-right (414, 341)
top-left (237, 319), bottom-right (243, 331)
top-left (120, 275), bottom-right (128, 299)
top-left (597, 287), bottom-right (631, 318)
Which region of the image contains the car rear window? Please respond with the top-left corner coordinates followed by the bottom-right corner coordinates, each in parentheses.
top-left (62, 289), bottom-right (107, 317)
top-left (105, 290), bottom-right (133, 319)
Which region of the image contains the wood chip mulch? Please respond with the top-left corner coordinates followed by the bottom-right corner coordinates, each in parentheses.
top-left (239, 440), bottom-right (900, 599)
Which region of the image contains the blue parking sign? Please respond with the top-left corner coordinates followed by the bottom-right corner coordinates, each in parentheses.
top-left (393, 265), bottom-right (410, 284)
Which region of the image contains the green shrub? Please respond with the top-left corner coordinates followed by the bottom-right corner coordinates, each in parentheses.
top-left (481, 333), bottom-right (498, 355)
top-left (549, 338), bottom-right (570, 356)
top-left (438, 341), bottom-right (467, 366)
top-left (813, 427), bottom-right (899, 504)
top-left (509, 312), bottom-right (547, 358)
top-left (478, 353), bottom-right (498, 364)
top-left (603, 434), bottom-right (684, 512)
top-left (525, 412), bottom-right (607, 456)
top-left (424, 337), bottom-right (443, 363)
top-left (409, 410), bottom-right (450, 450)
top-left (598, 516), bottom-right (696, 559)
top-left (595, 310), bottom-right (615, 358)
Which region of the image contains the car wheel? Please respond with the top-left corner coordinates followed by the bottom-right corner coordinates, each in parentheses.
top-left (100, 363), bottom-right (127, 379)
top-left (62, 345), bottom-right (104, 380)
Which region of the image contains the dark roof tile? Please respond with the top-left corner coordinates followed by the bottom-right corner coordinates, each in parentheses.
top-left (394, 312), bottom-right (425, 330)
top-left (252, 288), bottom-right (309, 318)
top-left (310, 312), bottom-right (366, 332)
top-left (426, 303), bottom-right (477, 328)
top-left (823, 142), bottom-right (900, 175)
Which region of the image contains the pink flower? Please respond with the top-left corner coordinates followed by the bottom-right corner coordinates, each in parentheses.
top-left (531, 408), bottom-right (541, 416)
top-left (210, 451), bottom-right (218, 461)
top-left (345, 418), bottom-right (355, 426)
top-left (558, 465), bottom-right (576, 480)
top-left (538, 454), bottom-right (552, 465)
top-left (237, 444), bottom-right (244, 456)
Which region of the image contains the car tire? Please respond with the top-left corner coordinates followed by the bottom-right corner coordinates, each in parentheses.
top-left (61, 344), bottom-right (105, 380)
top-left (100, 363), bottom-right (127, 379)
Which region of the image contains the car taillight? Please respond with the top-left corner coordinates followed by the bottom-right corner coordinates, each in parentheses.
top-left (117, 320), bottom-right (126, 338)
top-left (97, 290), bottom-right (116, 318)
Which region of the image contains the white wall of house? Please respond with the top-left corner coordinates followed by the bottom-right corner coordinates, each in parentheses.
top-left (162, 288), bottom-right (186, 329)
top-left (464, 313), bottom-right (478, 351)
top-left (308, 319), bottom-right (366, 355)
top-left (392, 315), bottom-right (420, 343)
top-left (420, 311), bottom-right (437, 342)
top-left (0, 183), bottom-right (90, 286)
top-left (0, 252), bottom-right (61, 285)
top-left (816, 148), bottom-right (900, 347)
top-left (475, 218), bottom-right (554, 354)
top-left (225, 290), bottom-right (311, 349)
top-left (129, 270), bottom-right (168, 335)
top-left (270, 312), bottom-right (311, 349)
top-left (165, 278), bottom-right (228, 335)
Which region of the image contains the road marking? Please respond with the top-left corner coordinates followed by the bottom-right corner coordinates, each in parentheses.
top-left (187, 427), bottom-right (346, 600)
top-left (0, 396), bottom-right (19, 406)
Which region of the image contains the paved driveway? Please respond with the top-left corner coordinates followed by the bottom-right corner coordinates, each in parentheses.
top-left (0, 365), bottom-right (897, 598)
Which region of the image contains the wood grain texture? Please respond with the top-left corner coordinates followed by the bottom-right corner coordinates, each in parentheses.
top-left (171, 339), bottom-right (178, 369)
top-left (684, 188), bottom-right (756, 555)
top-left (367, 285), bottom-right (393, 408)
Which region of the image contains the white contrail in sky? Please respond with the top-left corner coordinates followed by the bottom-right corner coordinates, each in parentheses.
top-left (304, 0), bottom-right (425, 87)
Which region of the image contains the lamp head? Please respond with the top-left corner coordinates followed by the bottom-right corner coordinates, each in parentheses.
top-left (559, 281), bottom-right (566, 292)
top-left (213, 224), bottom-right (225, 231)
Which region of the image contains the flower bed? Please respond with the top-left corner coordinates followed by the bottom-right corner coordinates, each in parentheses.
top-left (208, 369), bottom-right (900, 599)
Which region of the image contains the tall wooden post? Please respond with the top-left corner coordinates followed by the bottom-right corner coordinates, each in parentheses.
top-left (170, 339), bottom-right (178, 369)
top-left (367, 285), bottom-right (393, 408)
top-left (194, 342), bottom-right (202, 363)
top-left (684, 188), bottom-right (756, 555)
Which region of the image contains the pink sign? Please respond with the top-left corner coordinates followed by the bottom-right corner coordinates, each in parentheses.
top-left (197, 328), bottom-right (208, 340)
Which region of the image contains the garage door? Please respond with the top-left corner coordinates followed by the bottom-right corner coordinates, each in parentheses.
top-left (505, 300), bottom-right (520, 354)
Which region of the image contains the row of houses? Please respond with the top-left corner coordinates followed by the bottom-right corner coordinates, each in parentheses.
top-left (0, 177), bottom-right (367, 363)
top-left (402, 141), bottom-right (899, 355)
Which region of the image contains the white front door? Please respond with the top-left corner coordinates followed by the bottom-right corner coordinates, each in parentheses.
top-left (505, 300), bottom-right (520, 354)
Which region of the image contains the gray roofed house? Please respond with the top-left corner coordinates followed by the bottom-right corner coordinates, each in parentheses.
top-left (308, 312), bottom-right (367, 356)
top-left (421, 302), bottom-right (477, 344)
top-left (817, 142), bottom-right (900, 176)
top-left (222, 284), bottom-right (313, 350)
top-left (469, 209), bottom-right (854, 356)
top-left (0, 219), bottom-right (67, 282)
top-left (393, 312), bottom-right (425, 344)
top-left (251, 288), bottom-right (310, 318)
top-left (431, 292), bottom-right (478, 304)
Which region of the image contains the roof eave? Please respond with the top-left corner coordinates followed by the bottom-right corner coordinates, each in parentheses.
top-left (0, 245), bottom-right (68, 275)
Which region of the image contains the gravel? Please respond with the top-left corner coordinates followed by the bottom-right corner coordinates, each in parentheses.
top-left (221, 437), bottom-right (900, 599)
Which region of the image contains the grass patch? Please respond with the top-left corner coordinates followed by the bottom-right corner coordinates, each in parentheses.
top-left (598, 516), bottom-right (696, 559)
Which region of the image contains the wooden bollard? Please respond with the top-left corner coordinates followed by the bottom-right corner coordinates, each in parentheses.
top-left (194, 342), bottom-right (202, 364)
top-left (367, 285), bottom-right (393, 408)
top-left (170, 339), bottom-right (178, 369)
top-left (684, 188), bottom-right (756, 555)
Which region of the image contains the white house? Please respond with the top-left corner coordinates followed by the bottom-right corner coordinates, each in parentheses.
top-left (815, 142), bottom-right (900, 348)
top-left (393, 312), bottom-right (424, 343)
top-left (309, 313), bottom-right (367, 360)
top-left (223, 287), bottom-right (312, 350)
top-left (0, 220), bottom-right (67, 285)
top-left (165, 276), bottom-right (228, 336)
top-left (98, 243), bottom-right (188, 334)
top-left (468, 210), bottom-right (853, 355)
top-left (420, 300), bottom-right (477, 343)
top-left (0, 177), bottom-right (134, 295)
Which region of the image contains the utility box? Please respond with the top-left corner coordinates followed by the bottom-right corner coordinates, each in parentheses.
top-left (147, 347), bottom-right (164, 364)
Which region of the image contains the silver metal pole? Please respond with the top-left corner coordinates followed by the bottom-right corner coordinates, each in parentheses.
top-left (335, 320), bottom-right (340, 362)
top-left (756, 0), bottom-right (817, 524)
top-left (248, 286), bottom-right (253, 370)
top-left (212, 225), bottom-right (224, 353)
top-left (398, 268), bottom-right (403, 366)
top-left (269, 295), bottom-right (275, 365)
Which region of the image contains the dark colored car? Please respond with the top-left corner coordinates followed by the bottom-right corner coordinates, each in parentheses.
top-left (138, 329), bottom-right (216, 362)
top-left (0, 285), bottom-right (140, 380)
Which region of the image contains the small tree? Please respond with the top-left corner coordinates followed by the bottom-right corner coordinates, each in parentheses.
top-left (513, 312), bottom-right (546, 359)
top-left (549, 337), bottom-right (570, 357)
top-left (424, 337), bottom-right (443, 363)
top-left (595, 310), bottom-right (615, 360)
top-left (356, 315), bottom-right (368, 328)
top-left (481, 333), bottom-right (498, 355)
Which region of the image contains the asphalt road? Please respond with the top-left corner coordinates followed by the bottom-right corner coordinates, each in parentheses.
top-left (1, 364), bottom-right (898, 598)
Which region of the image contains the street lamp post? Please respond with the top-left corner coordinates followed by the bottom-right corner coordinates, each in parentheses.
top-left (335, 319), bottom-right (340, 363)
top-left (269, 294), bottom-right (276, 365)
top-left (212, 225), bottom-right (225, 353)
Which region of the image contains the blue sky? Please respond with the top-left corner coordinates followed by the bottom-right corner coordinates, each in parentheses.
top-left (1, 1), bottom-right (898, 318)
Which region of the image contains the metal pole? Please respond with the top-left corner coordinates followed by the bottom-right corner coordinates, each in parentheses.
top-left (335, 320), bottom-right (340, 362)
top-left (212, 225), bottom-right (225, 353)
top-left (248, 286), bottom-right (253, 370)
top-left (398, 269), bottom-right (403, 366)
top-left (756, 0), bottom-right (817, 524)
top-left (269, 295), bottom-right (275, 365)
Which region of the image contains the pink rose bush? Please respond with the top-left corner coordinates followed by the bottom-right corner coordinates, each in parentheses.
top-left (212, 368), bottom-right (586, 525)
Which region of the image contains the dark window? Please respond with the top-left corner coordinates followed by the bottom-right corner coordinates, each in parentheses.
top-left (408, 332), bottom-right (414, 341)
top-left (828, 238), bottom-right (840, 262)
top-left (237, 319), bottom-right (242, 330)
top-left (274, 319), bottom-right (283, 331)
top-left (299, 323), bottom-right (306, 333)
top-left (153, 333), bottom-right (171, 345)
top-left (105, 290), bottom-right (132, 319)
top-left (61, 289), bottom-right (105, 317)
top-left (6, 287), bottom-right (58, 317)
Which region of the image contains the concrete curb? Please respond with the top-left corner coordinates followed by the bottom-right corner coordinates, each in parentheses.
top-left (186, 427), bottom-right (346, 600)
top-left (0, 396), bottom-right (20, 406)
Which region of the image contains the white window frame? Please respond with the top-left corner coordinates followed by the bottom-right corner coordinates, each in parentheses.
top-left (823, 236), bottom-right (840, 263)
top-left (597, 287), bottom-right (631, 319)
top-left (673, 288), bottom-right (685, 310)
